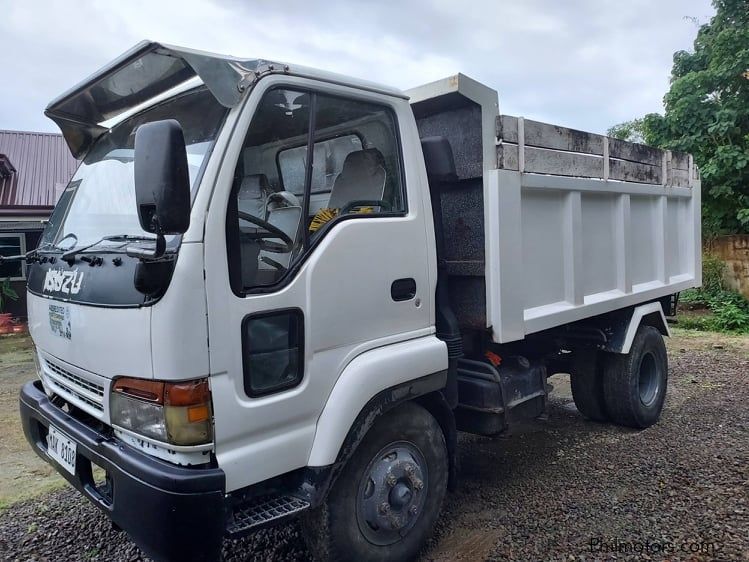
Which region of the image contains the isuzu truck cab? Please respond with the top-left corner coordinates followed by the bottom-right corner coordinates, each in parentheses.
top-left (19, 42), bottom-right (701, 561)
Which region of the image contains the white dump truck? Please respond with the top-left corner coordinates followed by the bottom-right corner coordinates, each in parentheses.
top-left (18, 42), bottom-right (701, 561)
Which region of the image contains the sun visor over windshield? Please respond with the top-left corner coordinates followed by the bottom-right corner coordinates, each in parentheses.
top-left (45, 41), bottom-right (276, 158)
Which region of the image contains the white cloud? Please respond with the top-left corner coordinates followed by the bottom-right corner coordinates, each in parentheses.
top-left (0, 0), bottom-right (714, 134)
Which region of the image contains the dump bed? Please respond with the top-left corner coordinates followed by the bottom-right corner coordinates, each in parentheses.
top-left (407, 74), bottom-right (701, 344)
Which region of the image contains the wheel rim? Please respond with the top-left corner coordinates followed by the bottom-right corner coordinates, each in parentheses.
top-left (356, 441), bottom-right (428, 546)
top-left (638, 352), bottom-right (660, 406)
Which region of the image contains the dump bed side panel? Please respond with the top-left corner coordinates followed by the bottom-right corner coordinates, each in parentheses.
top-left (490, 116), bottom-right (701, 341)
top-left (408, 75), bottom-right (701, 344)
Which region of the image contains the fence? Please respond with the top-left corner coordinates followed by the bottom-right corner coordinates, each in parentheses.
top-left (711, 235), bottom-right (749, 298)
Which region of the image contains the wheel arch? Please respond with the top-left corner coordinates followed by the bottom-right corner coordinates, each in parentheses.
top-left (605, 302), bottom-right (670, 355)
top-left (305, 336), bottom-right (460, 503)
top-left (307, 336), bottom-right (448, 468)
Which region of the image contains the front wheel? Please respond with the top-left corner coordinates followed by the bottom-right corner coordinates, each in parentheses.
top-left (301, 402), bottom-right (448, 561)
top-left (602, 325), bottom-right (668, 428)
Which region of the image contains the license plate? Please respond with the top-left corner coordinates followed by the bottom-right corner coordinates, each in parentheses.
top-left (46, 425), bottom-right (77, 475)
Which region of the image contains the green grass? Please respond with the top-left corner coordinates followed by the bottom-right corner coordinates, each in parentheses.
top-left (678, 291), bottom-right (749, 334)
top-left (677, 254), bottom-right (749, 335)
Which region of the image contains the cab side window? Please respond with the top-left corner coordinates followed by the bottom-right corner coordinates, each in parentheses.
top-left (227, 88), bottom-right (309, 293)
top-left (296, 94), bottom-right (405, 235)
top-left (227, 88), bottom-right (405, 293)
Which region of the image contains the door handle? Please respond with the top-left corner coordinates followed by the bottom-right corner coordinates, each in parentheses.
top-left (391, 278), bottom-right (416, 301)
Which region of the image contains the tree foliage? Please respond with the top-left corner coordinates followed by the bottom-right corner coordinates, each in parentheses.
top-left (606, 118), bottom-right (646, 143)
top-left (610, 0), bottom-right (749, 236)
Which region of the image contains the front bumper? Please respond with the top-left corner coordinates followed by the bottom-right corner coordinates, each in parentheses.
top-left (20, 380), bottom-right (226, 562)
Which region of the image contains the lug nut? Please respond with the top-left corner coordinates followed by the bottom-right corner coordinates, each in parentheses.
top-left (386, 474), bottom-right (397, 487)
top-left (405, 464), bottom-right (415, 475)
top-left (412, 479), bottom-right (424, 491)
top-left (379, 502), bottom-right (391, 514)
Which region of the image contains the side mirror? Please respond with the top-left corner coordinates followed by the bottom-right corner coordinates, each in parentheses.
top-left (134, 119), bottom-right (191, 237)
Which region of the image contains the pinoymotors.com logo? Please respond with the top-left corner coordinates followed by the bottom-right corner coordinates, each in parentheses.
top-left (43, 269), bottom-right (84, 295)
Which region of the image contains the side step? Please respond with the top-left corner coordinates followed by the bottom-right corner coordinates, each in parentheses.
top-left (226, 494), bottom-right (310, 536)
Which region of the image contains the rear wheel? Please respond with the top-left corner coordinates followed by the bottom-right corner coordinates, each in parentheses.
top-left (570, 349), bottom-right (608, 422)
top-left (301, 402), bottom-right (448, 561)
top-left (602, 325), bottom-right (668, 428)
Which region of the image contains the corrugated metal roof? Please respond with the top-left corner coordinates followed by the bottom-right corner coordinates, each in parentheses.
top-left (0, 220), bottom-right (47, 232)
top-left (0, 130), bottom-right (78, 210)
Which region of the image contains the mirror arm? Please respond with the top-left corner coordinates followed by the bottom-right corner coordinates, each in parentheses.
top-left (126, 233), bottom-right (166, 260)
top-left (0, 249), bottom-right (41, 264)
top-left (0, 253), bottom-right (30, 264)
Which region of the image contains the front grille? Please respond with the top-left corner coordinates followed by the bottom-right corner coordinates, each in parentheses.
top-left (43, 357), bottom-right (105, 413)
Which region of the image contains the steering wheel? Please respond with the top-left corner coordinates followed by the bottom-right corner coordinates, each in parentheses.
top-left (339, 199), bottom-right (392, 215)
top-left (237, 211), bottom-right (294, 253)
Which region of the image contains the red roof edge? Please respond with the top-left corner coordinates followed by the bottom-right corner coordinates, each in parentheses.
top-left (0, 206), bottom-right (53, 216)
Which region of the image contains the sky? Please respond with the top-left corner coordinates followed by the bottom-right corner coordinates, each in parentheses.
top-left (0, 0), bottom-right (714, 135)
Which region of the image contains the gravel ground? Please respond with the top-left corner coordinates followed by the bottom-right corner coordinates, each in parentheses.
top-left (0, 330), bottom-right (747, 561)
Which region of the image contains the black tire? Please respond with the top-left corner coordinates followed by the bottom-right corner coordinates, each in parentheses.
top-left (301, 402), bottom-right (448, 562)
top-left (570, 350), bottom-right (608, 422)
top-left (602, 325), bottom-right (668, 429)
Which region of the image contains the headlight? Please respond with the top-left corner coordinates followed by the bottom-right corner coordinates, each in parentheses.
top-left (110, 377), bottom-right (212, 446)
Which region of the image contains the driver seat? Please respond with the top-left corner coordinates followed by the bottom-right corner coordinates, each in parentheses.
top-left (260, 191), bottom-right (302, 271)
top-left (327, 148), bottom-right (387, 211)
top-left (237, 173), bottom-right (274, 218)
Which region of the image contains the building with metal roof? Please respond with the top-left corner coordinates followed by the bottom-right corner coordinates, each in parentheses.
top-left (0, 129), bottom-right (77, 319)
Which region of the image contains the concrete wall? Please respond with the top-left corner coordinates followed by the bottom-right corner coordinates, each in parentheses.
top-left (712, 235), bottom-right (749, 298)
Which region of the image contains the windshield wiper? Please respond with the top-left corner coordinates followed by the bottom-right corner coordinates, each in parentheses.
top-left (61, 234), bottom-right (157, 265)
top-left (38, 232), bottom-right (78, 253)
top-left (0, 233), bottom-right (78, 265)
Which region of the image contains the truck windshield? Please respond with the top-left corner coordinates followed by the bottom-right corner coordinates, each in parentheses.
top-left (40, 87), bottom-right (228, 251)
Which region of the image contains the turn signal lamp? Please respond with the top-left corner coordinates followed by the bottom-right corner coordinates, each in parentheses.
top-left (111, 377), bottom-right (212, 446)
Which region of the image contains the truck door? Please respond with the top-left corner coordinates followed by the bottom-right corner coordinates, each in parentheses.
top-left (204, 77), bottom-right (434, 492)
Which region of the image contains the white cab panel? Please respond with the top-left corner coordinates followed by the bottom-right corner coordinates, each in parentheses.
top-left (28, 292), bottom-right (152, 379)
top-left (149, 242), bottom-right (210, 381)
top-left (203, 75), bottom-right (438, 492)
